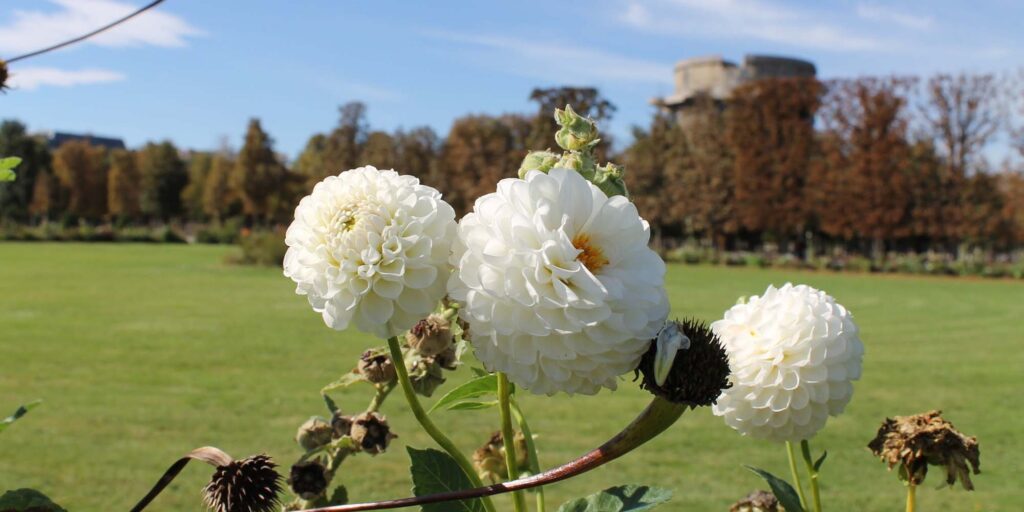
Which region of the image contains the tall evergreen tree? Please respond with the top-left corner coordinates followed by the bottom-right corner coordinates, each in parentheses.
top-left (0, 120), bottom-right (51, 221)
top-left (137, 141), bottom-right (187, 220)
top-left (231, 119), bottom-right (287, 222)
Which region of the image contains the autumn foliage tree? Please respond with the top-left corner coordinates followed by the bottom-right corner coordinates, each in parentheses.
top-left (137, 141), bottom-right (187, 220)
top-left (52, 140), bottom-right (108, 219)
top-left (107, 148), bottom-right (141, 220)
top-left (231, 119), bottom-right (289, 222)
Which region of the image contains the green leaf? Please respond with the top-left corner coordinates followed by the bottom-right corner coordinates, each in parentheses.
top-left (407, 447), bottom-right (485, 512)
top-left (428, 374), bottom-right (496, 413)
top-left (556, 485), bottom-right (673, 512)
top-left (469, 367), bottom-right (489, 377)
top-left (326, 486), bottom-right (349, 506)
top-left (0, 400), bottom-right (41, 434)
top-left (813, 451), bottom-right (828, 472)
top-left (0, 488), bottom-right (67, 511)
top-left (446, 400), bottom-right (498, 411)
top-left (323, 393), bottom-right (339, 415)
top-left (0, 157), bottom-right (21, 182)
top-left (321, 371), bottom-right (366, 394)
top-left (745, 466), bottom-right (805, 512)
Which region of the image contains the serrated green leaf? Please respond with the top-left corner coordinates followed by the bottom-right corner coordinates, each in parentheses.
top-left (447, 400), bottom-right (498, 411)
top-left (745, 466), bottom-right (805, 512)
top-left (0, 400), bottom-right (41, 434)
top-left (321, 371), bottom-right (366, 394)
top-left (407, 447), bottom-right (485, 512)
top-left (813, 451), bottom-right (828, 472)
top-left (428, 374), bottom-right (496, 413)
top-left (0, 488), bottom-right (66, 511)
top-left (556, 485), bottom-right (673, 512)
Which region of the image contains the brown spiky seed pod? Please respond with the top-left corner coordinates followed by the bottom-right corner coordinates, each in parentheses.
top-left (868, 410), bottom-right (981, 490)
top-left (202, 454), bottom-right (282, 512)
top-left (350, 412), bottom-right (397, 455)
top-left (288, 460), bottom-right (328, 500)
top-left (357, 348), bottom-right (396, 384)
top-left (729, 490), bottom-right (782, 512)
top-left (406, 314), bottom-right (454, 357)
top-left (635, 318), bottom-right (731, 407)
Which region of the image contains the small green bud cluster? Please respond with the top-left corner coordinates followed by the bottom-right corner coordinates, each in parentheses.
top-left (517, 104), bottom-right (629, 197)
top-left (403, 308), bottom-right (462, 397)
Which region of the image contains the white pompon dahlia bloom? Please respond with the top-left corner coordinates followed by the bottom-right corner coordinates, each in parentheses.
top-left (711, 283), bottom-right (864, 442)
top-left (283, 166), bottom-right (456, 339)
top-left (448, 168), bottom-right (670, 395)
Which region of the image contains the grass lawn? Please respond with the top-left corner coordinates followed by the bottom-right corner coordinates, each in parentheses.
top-left (1, 243), bottom-right (1022, 511)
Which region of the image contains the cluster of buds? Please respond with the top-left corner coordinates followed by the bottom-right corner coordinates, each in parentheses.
top-left (517, 104), bottom-right (628, 197)
top-left (868, 410), bottom-right (981, 490)
top-left (472, 430), bottom-right (530, 483)
top-left (404, 312), bottom-right (461, 397)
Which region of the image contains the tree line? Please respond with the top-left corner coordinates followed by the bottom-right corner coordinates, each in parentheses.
top-left (1, 78), bottom-right (1023, 258)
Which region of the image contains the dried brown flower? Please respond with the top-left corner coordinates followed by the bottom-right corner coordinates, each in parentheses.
top-left (202, 454), bottom-right (282, 512)
top-left (406, 314), bottom-right (454, 357)
top-left (635, 318), bottom-right (731, 407)
top-left (350, 412), bottom-right (397, 455)
top-left (330, 411), bottom-right (354, 439)
top-left (472, 430), bottom-right (529, 482)
top-left (295, 417), bottom-right (334, 451)
top-left (357, 348), bottom-right (396, 384)
top-left (730, 490), bottom-right (782, 512)
top-left (868, 410), bottom-right (981, 490)
top-left (288, 460), bottom-right (328, 501)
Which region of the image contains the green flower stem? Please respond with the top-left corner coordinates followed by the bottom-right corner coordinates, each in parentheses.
top-left (800, 440), bottom-right (823, 512)
top-left (786, 441), bottom-right (809, 510)
top-left (385, 336), bottom-right (497, 512)
top-left (510, 399), bottom-right (545, 512)
top-left (497, 372), bottom-right (528, 512)
top-left (905, 483), bottom-right (916, 512)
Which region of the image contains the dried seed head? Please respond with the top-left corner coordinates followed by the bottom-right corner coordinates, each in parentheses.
top-left (295, 416), bottom-right (333, 451)
top-left (330, 411), bottom-right (354, 439)
top-left (868, 410), bottom-right (981, 490)
top-left (729, 490), bottom-right (781, 512)
top-left (350, 412), bottom-right (397, 455)
top-left (472, 430), bottom-right (530, 482)
top-left (288, 460), bottom-right (328, 501)
top-left (202, 454), bottom-right (282, 512)
top-left (635, 319), bottom-right (732, 407)
top-left (406, 314), bottom-right (454, 357)
top-left (357, 348), bottom-right (396, 384)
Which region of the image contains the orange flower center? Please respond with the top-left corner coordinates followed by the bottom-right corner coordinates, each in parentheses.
top-left (572, 233), bottom-right (608, 273)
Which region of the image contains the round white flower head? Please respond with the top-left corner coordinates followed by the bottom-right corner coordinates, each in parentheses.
top-left (712, 283), bottom-right (864, 442)
top-left (284, 166), bottom-right (456, 339)
top-left (448, 168), bottom-right (670, 395)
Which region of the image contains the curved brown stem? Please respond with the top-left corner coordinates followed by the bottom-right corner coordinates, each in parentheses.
top-left (129, 447), bottom-right (232, 512)
top-left (305, 397), bottom-right (687, 512)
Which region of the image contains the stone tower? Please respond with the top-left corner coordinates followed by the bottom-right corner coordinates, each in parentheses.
top-left (652, 54), bottom-right (816, 124)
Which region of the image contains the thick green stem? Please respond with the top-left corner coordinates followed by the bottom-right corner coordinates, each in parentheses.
top-left (510, 399), bottom-right (545, 512)
top-left (386, 336), bottom-right (497, 512)
top-left (800, 440), bottom-right (822, 512)
top-left (786, 441), bottom-right (809, 510)
top-left (905, 483), bottom-right (916, 512)
top-left (498, 372), bottom-right (528, 512)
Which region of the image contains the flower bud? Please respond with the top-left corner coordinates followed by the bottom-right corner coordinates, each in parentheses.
top-left (406, 352), bottom-right (448, 397)
top-left (405, 314), bottom-right (453, 358)
top-left (472, 431), bottom-right (530, 482)
top-left (554, 105), bottom-right (599, 151)
top-left (330, 411), bottom-right (354, 439)
top-left (350, 412), bottom-right (397, 455)
top-left (518, 150), bottom-right (561, 179)
top-left (357, 348), bottom-right (396, 384)
top-left (635, 319), bottom-right (731, 407)
top-left (592, 163), bottom-right (628, 197)
top-left (555, 151), bottom-right (597, 180)
top-left (729, 490), bottom-right (781, 512)
top-left (295, 416), bottom-right (334, 451)
top-left (288, 460), bottom-right (328, 500)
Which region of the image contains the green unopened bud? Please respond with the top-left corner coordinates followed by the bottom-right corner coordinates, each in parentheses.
top-left (555, 151), bottom-right (596, 180)
top-left (518, 150), bottom-right (561, 179)
top-left (592, 162), bottom-right (628, 197)
top-left (554, 105), bottom-right (599, 151)
top-left (295, 416), bottom-right (334, 451)
top-left (406, 351), bottom-right (447, 397)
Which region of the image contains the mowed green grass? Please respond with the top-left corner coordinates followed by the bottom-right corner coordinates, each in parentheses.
top-left (1, 243), bottom-right (1021, 511)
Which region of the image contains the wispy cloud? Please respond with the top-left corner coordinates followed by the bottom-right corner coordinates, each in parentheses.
top-left (423, 30), bottom-right (672, 85)
top-left (7, 67), bottom-right (126, 90)
top-left (0, 0), bottom-right (202, 55)
top-left (855, 3), bottom-right (934, 31)
top-left (620, 0), bottom-right (887, 52)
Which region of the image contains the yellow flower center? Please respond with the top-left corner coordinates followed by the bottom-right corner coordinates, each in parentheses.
top-left (572, 233), bottom-right (608, 273)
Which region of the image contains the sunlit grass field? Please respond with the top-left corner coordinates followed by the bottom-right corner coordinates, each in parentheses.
top-left (1, 243), bottom-right (1021, 511)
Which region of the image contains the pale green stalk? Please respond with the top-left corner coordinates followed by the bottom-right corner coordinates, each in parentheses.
top-left (800, 439), bottom-right (823, 512)
top-left (786, 441), bottom-right (809, 510)
top-left (497, 372), bottom-right (528, 512)
top-left (510, 399), bottom-right (545, 512)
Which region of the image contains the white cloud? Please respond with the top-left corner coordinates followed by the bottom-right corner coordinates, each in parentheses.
top-left (423, 30), bottom-right (672, 85)
top-left (7, 67), bottom-right (126, 90)
top-left (0, 0), bottom-right (202, 55)
top-left (620, 0), bottom-right (886, 52)
top-left (855, 3), bottom-right (934, 31)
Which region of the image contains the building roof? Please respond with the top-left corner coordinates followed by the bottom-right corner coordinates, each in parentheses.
top-left (46, 131), bottom-right (126, 150)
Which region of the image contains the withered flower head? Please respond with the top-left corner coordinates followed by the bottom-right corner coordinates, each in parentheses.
top-left (635, 319), bottom-right (731, 407)
top-left (729, 490), bottom-right (781, 512)
top-left (405, 314), bottom-right (454, 357)
top-left (472, 431), bottom-right (529, 482)
top-left (295, 416), bottom-right (333, 451)
top-left (868, 410), bottom-right (981, 490)
top-left (288, 460), bottom-right (328, 501)
top-left (330, 411), bottom-right (354, 439)
top-left (350, 412), bottom-right (397, 455)
top-left (202, 454), bottom-right (282, 512)
top-left (357, 348), bottom-right (396, 384)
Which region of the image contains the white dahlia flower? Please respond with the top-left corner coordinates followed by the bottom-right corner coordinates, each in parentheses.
top-left (448, 168), bottom-right (670, 395)
top-left (284, 166), bottom-right (456, 339)
top-left (711, 283), bottom-right (864, 442)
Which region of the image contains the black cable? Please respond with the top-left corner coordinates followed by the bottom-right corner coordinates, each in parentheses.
top-left (4, 0), bottom-right (166, 64)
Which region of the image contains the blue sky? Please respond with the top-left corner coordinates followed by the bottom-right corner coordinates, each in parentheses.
top-left (2, 0), bottom-right (1021, 160)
